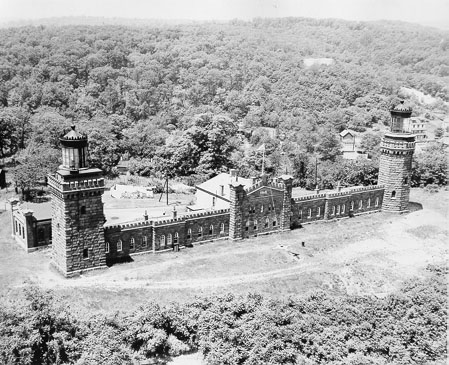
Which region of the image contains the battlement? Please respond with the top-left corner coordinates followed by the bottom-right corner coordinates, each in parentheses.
top-left (245, 181), bottom-right (284, 194)
top-left (293, 193), bottom-right (326, 202)
top-left (48, 174), bottom-right (104, 191)
top-left (327, 185), bottom-right (384, 198)
top-left (380, 139), bottom-right (415, 150)
top-left (104, 220), bottom-right (152, 230)
top-left (183, 208), bottom-right (230, 221)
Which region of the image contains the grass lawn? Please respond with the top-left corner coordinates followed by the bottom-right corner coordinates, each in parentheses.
top-left (0, 188), bottom-right (447, 314)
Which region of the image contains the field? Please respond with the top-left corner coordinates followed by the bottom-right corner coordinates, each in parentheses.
top-left (0, 188), bottom-right (447, 315)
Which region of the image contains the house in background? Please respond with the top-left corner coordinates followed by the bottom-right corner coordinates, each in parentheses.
top-left (410, 117), bottom-right (427, 142)
top-left (192, 169), bottom-right (253, 210)
top-left (339, 129), bottom-right (369, 160)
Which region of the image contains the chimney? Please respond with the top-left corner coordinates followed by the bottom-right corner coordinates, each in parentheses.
top-left (230, 169), bottom-right (237, 178)
top-left (337, 182), bottom-right (342, 192)
top-left (172, 206), bottom-right (177, 220)
top-left (143, 210), bottom-right (148, 221)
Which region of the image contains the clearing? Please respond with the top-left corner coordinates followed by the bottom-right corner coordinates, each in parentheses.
top-left (0, 188), bottom-right (447, 314)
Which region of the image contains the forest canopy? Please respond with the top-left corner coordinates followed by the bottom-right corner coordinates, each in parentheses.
top-left (0, 18), bottom-right (448, 188)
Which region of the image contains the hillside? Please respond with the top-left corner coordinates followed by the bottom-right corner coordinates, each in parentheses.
top-left (0, 17), bottom-right (448, 188)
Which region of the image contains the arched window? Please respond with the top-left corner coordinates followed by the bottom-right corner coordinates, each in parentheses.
top-left (342, 204), bottom-right (346, 214)
top-left (160, 235), bottom-right (165, 247)
top-left (187, 229), bottom-right (192, 240)
top-left (391, 190), bottom-right (396, 199)
top-left (130, 237), bottom-right (135, 250)
top-left (336, 205), bottom-right (340, 215)
top-left (332, 206), bottom-right (336, 215)
top-left (298, 210), bottom-right (302, 220)
top-left (174, 232), bottom-right (179, 244)
top-left (117, 239), bottom-right (122, 252)
top-left (198, 226), bottom-right (203, 238)
top-left (350, 201), bottom-right (354, 210)
top-left (209, 224), bottom-right (214, 235)
top-left (316, 207), bottom-right (321, 217)
top-left (220, 223), bottom-right (225, 234)
top-left (264, 217), bottom-right (269, 228)
top-left (167, 234), bottom-right (172, 246)
top-left (105, 242), bottom-right (110, 254)
top-left (245, 221), bottom-right (250, 231)
top-left (359, 200), bottom-right (363, 209)
top-left (367, 198), bottom-right (371, 208)
top-left (375, 197), bottom-right (379, 207)
top-left (142, 236), bottom-right (148, 247)
top-left (307, 208), bottom-right (312, 218)
top-left (254, 220), bottom-right (258, 231)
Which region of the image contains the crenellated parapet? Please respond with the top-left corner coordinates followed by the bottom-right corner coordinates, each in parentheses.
top-left (293, 193), bottom-right (327, 203)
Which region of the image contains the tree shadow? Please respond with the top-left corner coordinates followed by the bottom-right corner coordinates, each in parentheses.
top-left (408, 201), bottom-right (423, 212)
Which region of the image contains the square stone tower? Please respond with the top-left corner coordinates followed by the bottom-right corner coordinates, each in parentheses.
top-left (48, 125), bottom-right (106, 277)
top-left (378, 101), bottom-right (416, 212)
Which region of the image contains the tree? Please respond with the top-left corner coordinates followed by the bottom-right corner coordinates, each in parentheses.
top-left (411, 143), bottom-right (448, 187)
top-left (13, 143), bottom-right (60, 200)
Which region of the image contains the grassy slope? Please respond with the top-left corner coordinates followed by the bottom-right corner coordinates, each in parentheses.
top-left (0, 188), bottom-right (447, 314)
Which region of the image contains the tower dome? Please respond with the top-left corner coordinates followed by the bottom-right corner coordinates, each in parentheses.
top-left (59, 125), bottom-right (88, 171)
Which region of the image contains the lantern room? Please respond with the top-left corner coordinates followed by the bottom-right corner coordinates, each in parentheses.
top-left (59, 125), bottom-right (88, 171)
top-left (389, 100), bottom-right (412, 133)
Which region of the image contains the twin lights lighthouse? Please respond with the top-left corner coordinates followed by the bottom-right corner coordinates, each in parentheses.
top-left (48, 125), bottom-right (107, 277)
top-left (378, 101), bottom-right (416, 212)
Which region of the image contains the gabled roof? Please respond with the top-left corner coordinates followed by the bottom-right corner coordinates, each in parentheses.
top-left (339, 129), bottom-right (355, 137)
top-left (196, 173), bottom-right (253, 200)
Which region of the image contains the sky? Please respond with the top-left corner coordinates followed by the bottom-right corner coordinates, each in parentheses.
top-left (0, 0), bottom-right (448, 28)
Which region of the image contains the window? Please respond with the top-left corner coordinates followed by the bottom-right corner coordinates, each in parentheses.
top-left (272, 219), bottom-right (277, 227)
top-left (15, 221), bottom-right (18, 232)
top-left (317, 207), bottom-right (321, 217)
top-left (375, 197), bottom-right (379, 207)
top-left (252, 206), bottom-right (256, 214)
top-left (307, 208), bottom-right (312, 218)
top-left (198, 226), bottom-right (203, 238)
top-left (391, 190), bottom-right (396, 199)
top-left (245, 221), bottom-right (249, 231)
top-left (350, 201), bottom-right (354, 210)
top-left (212, 197), bottom-right (216, 207)
top-left (209, 224), bottom-right (214, 235)
top-left (130, 237), bottom-right (135, 250)
top-left (117, 240), bottom-right (122, 252)
top-left (167, 234), bottom-right (172, 246)
top-left (105, 242), bottom-right (110, 253)
top-left (38, 228), bottom-right (45, 242)
top-left (254, 220), bottom-right (258, 230)
top-left (359, 200), bottom-right (363, 209)
top-left (142, 236), bottom-right (148, 247)
top-left (83, 248), bottom-right (89, 259)
top-left (264, 217), bottom-right (269, 228)
top-left (220, 223), bottom-right (225, 234)
top-left (187, 229), bottom-right (192, 240)
top-left (261, 205), bottom-right (264, 213)
top-left (160, 235), bottom-right (165, 247)
top-left (80, 206), bottom-right (86, 214)
top-left (298, 210), bottom-right (302, 220)
top-left (332, 206), bottom-right (336, 215)
top-left (22, 226), bottom-right (25, 238)
top-left (367, 198), bottom-right (371, 208)
top-left (342, 204), bottom-right (346, 214)
top-left (220, 185), bottom-right (225, 196)
top-left (336, 205), bottom-right (340, 215)
top-left (174, 232), bottom-right (179, 244)
top-left (268, 205), bottom-right (271, 212)
top-left (403, 177), bottom-right (408, 185)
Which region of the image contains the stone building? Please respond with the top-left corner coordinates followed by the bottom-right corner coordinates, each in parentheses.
top-left (11, 102), bottom-right (416, 277)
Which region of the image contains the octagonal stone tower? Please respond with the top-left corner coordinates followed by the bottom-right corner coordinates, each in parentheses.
top-left (378, 101), bottom-right (416, 212)
top-left (48, 125), bottom-right (106, 277)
